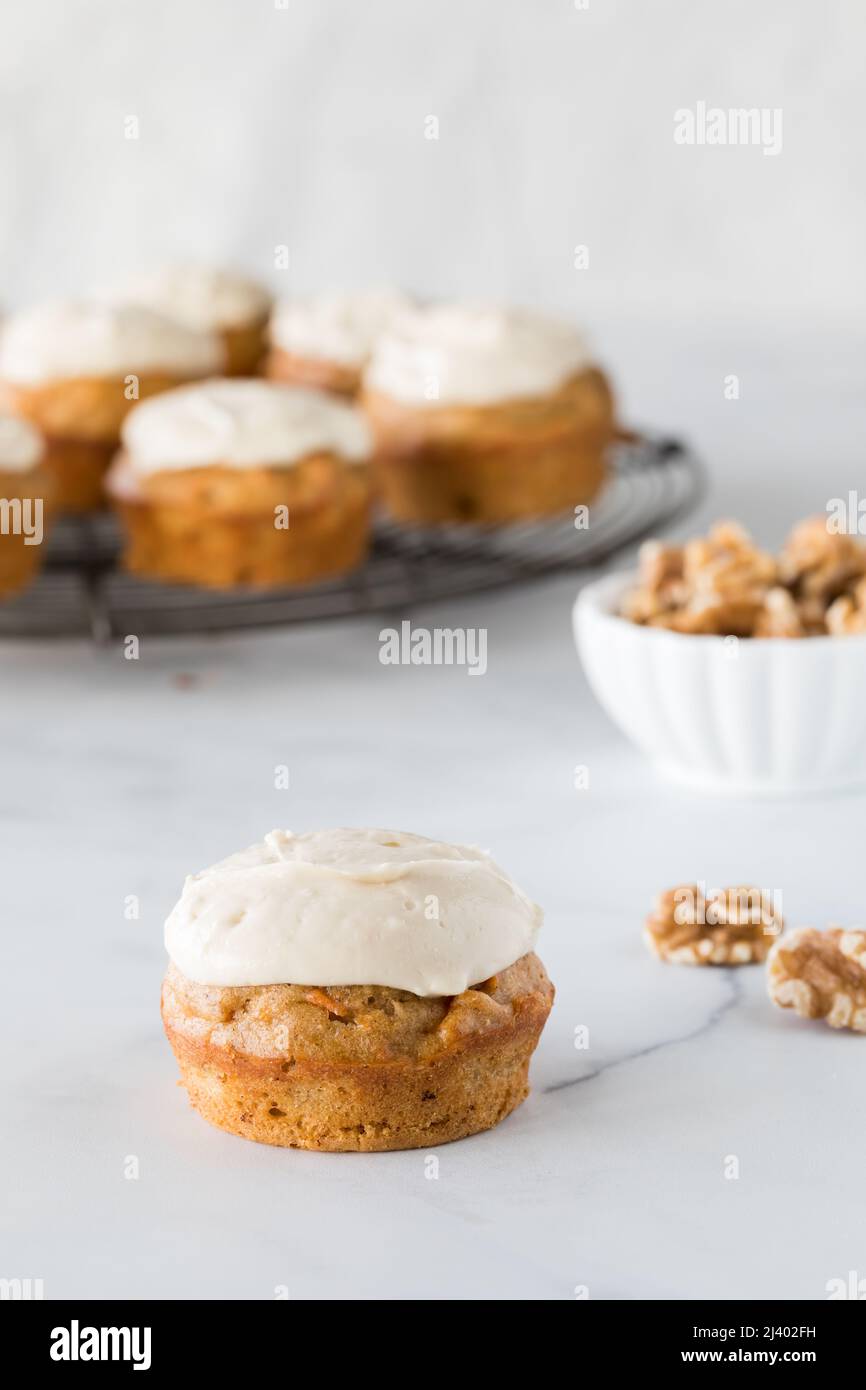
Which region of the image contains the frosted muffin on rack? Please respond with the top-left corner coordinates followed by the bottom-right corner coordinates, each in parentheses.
top-left (0, 301), bottom-right (221, 512)
top-left (107, 378), bottom-right (372, 588)
top-left (0, 414), bottom-right (53, 599)
top-left (161, 828), bottom-right (554, 1151)
top-left (362, 303), bottom-right (616, 524)
top-left (116, 264), bottom-right (272, 376)
top-left (267, 288), bottom-right (412, 398)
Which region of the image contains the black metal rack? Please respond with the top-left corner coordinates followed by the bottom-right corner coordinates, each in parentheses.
top-left (1, 434), bottom-right (702, 640)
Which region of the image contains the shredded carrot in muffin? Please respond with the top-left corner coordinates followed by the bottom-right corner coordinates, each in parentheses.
top-left (303, 987), bottom-right (352, 1019)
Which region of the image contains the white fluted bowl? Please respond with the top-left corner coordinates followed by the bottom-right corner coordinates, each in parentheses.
top-left (574, 572), bottom-right (866, 796)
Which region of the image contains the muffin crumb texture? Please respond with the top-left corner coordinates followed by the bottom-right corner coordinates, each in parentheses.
top-left (162, 953), bottom-right (553, 1151)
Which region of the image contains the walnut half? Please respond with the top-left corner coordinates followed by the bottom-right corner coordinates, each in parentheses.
top-left (645, 884), bottom-right (783, 965)
top-left (767, 926), bottom-right (866, 1032)
top-left (826, 576), bottom-right (866, 635)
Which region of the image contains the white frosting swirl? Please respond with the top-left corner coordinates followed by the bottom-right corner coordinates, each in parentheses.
top-left (365, 303), bottom-right (591, 405)
top-left (0, 414), bottom-right (43, 472)
top-left (164, 828), bottom-right (542, 995)
top-left (270, 289), bottom-right (413, 367)
top-left (0, 301), bottom-right (223, 384)
top-left (117, 264), bottom-right (271, 331)
top-left (121, 378), bottom-right (371, 475)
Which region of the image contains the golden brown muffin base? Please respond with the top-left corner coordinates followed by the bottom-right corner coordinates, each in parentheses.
top-left (41, 436), bottom-right (115, 512)
top-left (266, 346), bottom-right (360, 398)
top-left (0, 373), bottom-right (209, 512)
top-left (363, 367), bottom-right (615, 523)
top-left (161, 953), bottom-right (554, 1151)
top-left (0, 464), bottom-right (54, 598)
top-left (223, 317), bottom-right (270, 377)
top-left (112, 453), bottom-right (371, 589)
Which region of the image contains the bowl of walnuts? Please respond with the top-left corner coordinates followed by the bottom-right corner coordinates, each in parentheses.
top-left (573, 517), bottom-right (866, 795)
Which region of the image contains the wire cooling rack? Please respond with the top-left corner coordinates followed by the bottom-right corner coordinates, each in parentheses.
top-left (0, 433), bottom-right (703, 640)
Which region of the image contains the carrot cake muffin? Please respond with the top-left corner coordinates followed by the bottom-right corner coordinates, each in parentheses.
top-left (267, 288), bottom-right (412, 398)
top-left (0, 413), bottom-right (53, 599)
top-left (107, 378), bottom-right (372, 588)
top-left (161, 828), bottom-right (554, 1151)
top-left (362, 303), bottom-right (616, 523)
top-left (0, 301), bottom-right (221, 512)
top-left (117, 264), bottom-right (272, 376)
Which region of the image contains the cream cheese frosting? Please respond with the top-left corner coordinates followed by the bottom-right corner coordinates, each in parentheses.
top-left (365, 302), bottom-right (592, 406)
top-left (0, 414), bottom-right (43, 472)
top-left (0, 301), bottom-right (223, 385)
top-left (164, 828), bottom-right (542, 995)
top-left (121, 378), bottom-right (371, 476)
top-left (270, 289), bottom-right (413, 367)
top-left (117, 264), bottom-right (272, 331)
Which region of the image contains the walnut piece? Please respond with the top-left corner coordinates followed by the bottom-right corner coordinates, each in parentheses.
top-left (779, 516), bottom-right (866, 603)
top-left (645, 884), bottom-right (783, 965)
top-left (826, 576), bottom-right (866, 635)
top-left (623, 521), bottom-right (777, 636)
top-left (767, 926), bottom-right (866, 1032)
top-left (619, 539), bottom-right (687, 625)
top-left (680, 522), bottom-right (777, 636)
top-left (753, 587), bottom-right (807, 638)
top-left (621, 515), bottom-right (866, 639)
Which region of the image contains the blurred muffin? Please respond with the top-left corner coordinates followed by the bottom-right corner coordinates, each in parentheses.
top-left (0, 414), bottom-right (53, 599)
top-left (267, 288), bottom-right (412, 398)
top-left (0, 301), bottom-right (221, 512)
top-left (117, 264), bottom-right (272, 376)
top-left (107, 378), bottom-right (372, 589)
top-left (362, 303), bottom-right (616, 524)
top-left (161, 827), bottom-right (554, 1151)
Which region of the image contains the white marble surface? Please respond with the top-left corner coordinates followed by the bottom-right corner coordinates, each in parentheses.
top-left (3, 323), bottom-right (866, 1301)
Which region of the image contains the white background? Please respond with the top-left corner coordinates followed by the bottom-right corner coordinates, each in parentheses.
top-left (3, 1), bottom-right (866, 1303)
top-left (3, 0), bottom-right (866, 324)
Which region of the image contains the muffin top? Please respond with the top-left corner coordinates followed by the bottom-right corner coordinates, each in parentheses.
top-left (116, 263), bottom-right (272, 332)
top-left (270, 288), bottom-right (413, 368)
top-left (365, 302), bottom-right (591, 407)
top-left (162, 952), bottom-right (552, 1067)
top-left (164, 827), bottom-right (543, 996)
top-left (0, 300), bottom-right (223, 385)
top-left (121, 378), bottom-right (371, 475)
top-left (0, 413), bottom-right (43, 472)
